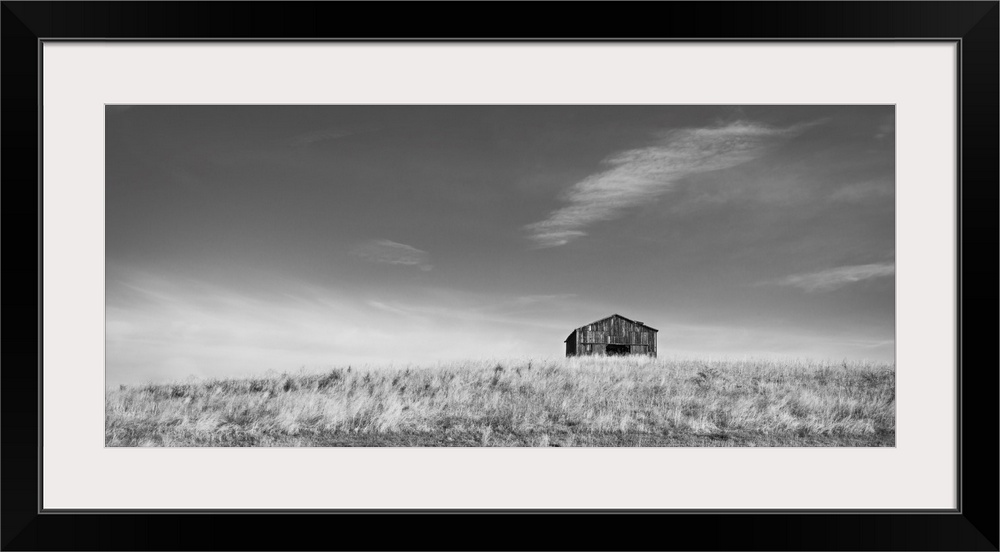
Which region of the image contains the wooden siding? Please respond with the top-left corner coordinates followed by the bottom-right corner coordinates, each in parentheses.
top-left (566, 314), bottom-right (657, 357)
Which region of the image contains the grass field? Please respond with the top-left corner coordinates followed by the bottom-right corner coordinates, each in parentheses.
top-left (105, 357), bottom-right (895, 447)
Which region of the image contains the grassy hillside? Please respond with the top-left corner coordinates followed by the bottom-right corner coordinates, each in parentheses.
top-left (106, 357), bottom-right (895, 447)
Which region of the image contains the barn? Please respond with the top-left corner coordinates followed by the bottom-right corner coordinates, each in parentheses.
top-left (564, 314), bottom-right (657, 357)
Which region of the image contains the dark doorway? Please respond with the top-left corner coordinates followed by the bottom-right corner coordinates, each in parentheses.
top-left (606, 344), bottom-right (630, 356)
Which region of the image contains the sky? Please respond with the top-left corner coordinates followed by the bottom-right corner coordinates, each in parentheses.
top-left (106, 105), bottom-right (895, 385)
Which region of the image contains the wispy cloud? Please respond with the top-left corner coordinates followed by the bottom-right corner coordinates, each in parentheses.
top-left (359, 299), bottom-right (567, 331)
top-left (288, 124), bottom-right (381, 147)
top-left (524, 120), bottom-right (819, 248)
top-left (874, 113), bottom-right (895, 140)
top-left (366, 300), bottom-right (431, 323)
top-left (512, 294), bottom-right (577, 306)
top-left (829, 178), bottom-right (894, 203)
top-left (769, 262), bottom-right (895, 292)
top-left (352, 239), bottom-right (432, 271)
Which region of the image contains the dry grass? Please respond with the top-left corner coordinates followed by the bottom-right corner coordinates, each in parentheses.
top-left (105, 357), bottom-right (895, 447)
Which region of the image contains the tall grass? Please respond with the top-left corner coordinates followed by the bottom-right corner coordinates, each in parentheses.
top-left (106, 357), bottom-right (895, 447)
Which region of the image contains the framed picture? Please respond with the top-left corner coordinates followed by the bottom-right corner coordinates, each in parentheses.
top-left (3, 2), bottom-right (996, 550)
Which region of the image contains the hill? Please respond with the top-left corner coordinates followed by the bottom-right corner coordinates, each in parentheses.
top-left (106, 357), bottom-right (895, 447)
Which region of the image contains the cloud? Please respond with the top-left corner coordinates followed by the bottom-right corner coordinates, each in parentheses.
top-left (874, 113), bottom-right (895, 140)
top-left (358, 299), bottom-right (566, 331)
top-left (512, 294), bottom-right (577, 306)
top-left (829, 178), bottom-right (894, 203)
top-left (106, 273), bottom-right (578, 385)
top-left (524, 120), bottom-right (819, 248)
top-left (769, 262), bottom-right (895, 292)
top-left (352, 239), bottom-right (432, 271)
top-left (288, 124), bottom-right (381, 147)
top-left (366, 300), bottom-right (431, 323)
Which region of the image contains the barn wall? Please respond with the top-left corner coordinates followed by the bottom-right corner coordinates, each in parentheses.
top-left (571, 315), bottom-right (657, 357)
top-left (565, 330), bottom-right (578, 356)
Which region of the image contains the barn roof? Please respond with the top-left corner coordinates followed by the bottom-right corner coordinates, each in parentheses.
top-left (564, 314), bottom-right (658, 341)
top-left (583, 314), bottom-right (658, 332)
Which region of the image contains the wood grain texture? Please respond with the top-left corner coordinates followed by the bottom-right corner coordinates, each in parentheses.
top-left (565, 314), bottom-right (657, 358)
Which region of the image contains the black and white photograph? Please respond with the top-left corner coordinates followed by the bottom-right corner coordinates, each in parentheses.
top-left (105, 105), bottom-right (896, 448)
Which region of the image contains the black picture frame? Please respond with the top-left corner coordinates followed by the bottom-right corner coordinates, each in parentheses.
top-left (2, 2), bottom-right (997, 550)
